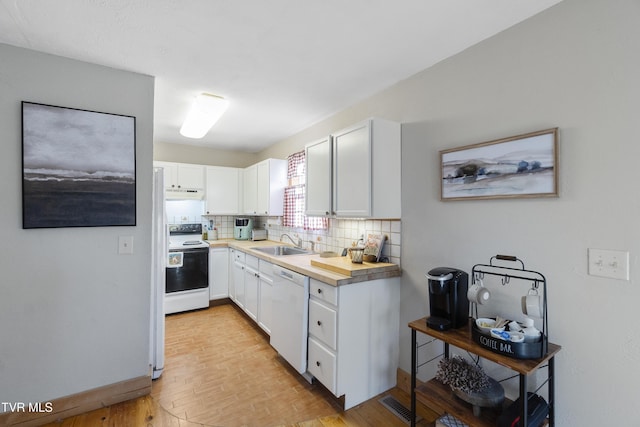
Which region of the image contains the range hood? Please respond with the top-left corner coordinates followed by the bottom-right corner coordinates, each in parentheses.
top-left (165, 188), bottom-right (204, 200)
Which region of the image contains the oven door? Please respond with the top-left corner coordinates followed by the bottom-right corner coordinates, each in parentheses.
top-left (166, 247), bottom-right (209, 293)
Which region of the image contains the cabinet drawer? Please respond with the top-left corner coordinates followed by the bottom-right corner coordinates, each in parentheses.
top-left (246, 254), bottom-right (259, 269)
top-left (234, 250), bottom-right (245, 263)
top-left (259, 259), bottom-right (273, 277)
top-left (310, 278), bottom-right (338, 306)
top-left (309, 299), bottom-right (337, 349)
top-left (308, 337), bottom-right (337, 394)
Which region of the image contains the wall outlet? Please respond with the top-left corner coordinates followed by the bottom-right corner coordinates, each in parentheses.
top-left (119, 236), bottom-right (134, 255)
top-left (588, 248), bottom-right (629, 280)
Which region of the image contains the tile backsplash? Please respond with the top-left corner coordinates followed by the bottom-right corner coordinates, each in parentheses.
top-left (203, 215), bottom-right (401, 266)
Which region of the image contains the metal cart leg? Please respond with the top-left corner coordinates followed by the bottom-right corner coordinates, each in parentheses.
top-left (411, 328), bottom-right (417, 427)
top-left (549, 356), bottom-right (555, 426)
top-left (520, 373), bottom-right (529, 427)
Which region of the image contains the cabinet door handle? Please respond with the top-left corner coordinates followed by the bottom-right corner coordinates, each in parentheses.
top-left (317, 320), bottom-right (322, 326)
top-left (325, 211), bottom-right (329, 215)
top-left (317, 289), bottom-right (322, 294)
top-left (316, 361), bottom-right (321, 367)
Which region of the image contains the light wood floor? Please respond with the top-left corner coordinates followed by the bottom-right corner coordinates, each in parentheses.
top-left (44, 304), bottom-right (439, 427)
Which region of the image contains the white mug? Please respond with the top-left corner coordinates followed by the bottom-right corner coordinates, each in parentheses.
top-left (521, 288), bottom-right (543, 318)
top-left (467, 282), bottom-right (490, 305)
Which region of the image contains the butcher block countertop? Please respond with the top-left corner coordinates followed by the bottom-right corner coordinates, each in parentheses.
top-left (206, 239), bottom-right (401, 286)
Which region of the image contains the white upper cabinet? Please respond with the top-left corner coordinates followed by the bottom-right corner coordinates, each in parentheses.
top-left (305, 136), bottom-right (332, 217)
top-left (243, 158), bottom-right (287, 216)
top-left (306, 118), bottom-right (401, 219)
top-left (154, 161), bottom-right (205, 190)
top-left (332, 121), bottom-right (372, 217)
top-left (243, 164), bottom-right (258, 215)
top-left (205, 166), bottom-right (241, 215)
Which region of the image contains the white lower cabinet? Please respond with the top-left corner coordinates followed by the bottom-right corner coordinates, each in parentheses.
top-left (227, 250), bottom-right (274, 335)
top-left (258, 259), bottom-right (274, 334)
top-left (307, 277), bottom-right (401, 410)
top-left (243, 255), bottom-right (259, 321)
top-left (209, 247), bottom-right (229, 300)
top-left (308, 337), bottom-right (337, 392)
top-left (232, 251), bottom-right (245, 308)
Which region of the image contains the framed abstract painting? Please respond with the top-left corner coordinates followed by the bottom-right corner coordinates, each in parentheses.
top-left (440, 128), bottom-right (558, 201)
top-left (22, 101), bottom-right (136, 228)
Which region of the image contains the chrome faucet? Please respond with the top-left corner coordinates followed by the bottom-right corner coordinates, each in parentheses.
top-left (306, 241), bottom-right (316, 252)
top-left (280, 233), bottom-right (302, 248)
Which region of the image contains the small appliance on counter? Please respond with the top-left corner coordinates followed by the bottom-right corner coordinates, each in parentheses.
top-left (234, 217), bottom-right (253, 240)
top-left (425, 267), bottom-right (469, 331)
top-left (251, 228), bottom-right (267, 241)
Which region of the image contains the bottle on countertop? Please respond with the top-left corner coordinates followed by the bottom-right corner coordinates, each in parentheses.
top-left (202, 225), bottom-right (208, 241)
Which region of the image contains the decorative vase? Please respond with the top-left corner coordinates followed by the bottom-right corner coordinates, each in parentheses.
top-left (451, 377), bottom-right (505, 417)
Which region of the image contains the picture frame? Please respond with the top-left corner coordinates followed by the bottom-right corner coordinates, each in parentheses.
top-left (22, 101), bottom-right (136, 228)
top-left (363, 232), bottom-right (386, 262)
top-left (440, 128), bottom-right (558, 201)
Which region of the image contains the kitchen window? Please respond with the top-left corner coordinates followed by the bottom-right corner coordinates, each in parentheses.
top-left (283, 151), bottom-right (328, 230)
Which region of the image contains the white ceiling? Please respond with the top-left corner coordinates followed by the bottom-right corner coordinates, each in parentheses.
top-left (0, 0), bottom-right (562, 153)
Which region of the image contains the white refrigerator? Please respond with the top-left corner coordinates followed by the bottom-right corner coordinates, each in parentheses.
top-left (150, 167), bottom-right (166, 379)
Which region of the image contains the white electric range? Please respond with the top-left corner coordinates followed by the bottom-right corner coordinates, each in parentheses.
top-left (165, 223), bottom-right (209, 314)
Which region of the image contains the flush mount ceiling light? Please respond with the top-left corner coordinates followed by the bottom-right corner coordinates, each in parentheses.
top-left (179, 93), bottom-right (230, 139)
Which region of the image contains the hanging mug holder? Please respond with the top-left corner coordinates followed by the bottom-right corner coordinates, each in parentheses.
top-left (470, 255), bottom-right (549, 359)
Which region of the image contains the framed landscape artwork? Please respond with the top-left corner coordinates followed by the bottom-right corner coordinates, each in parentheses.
top-left (22, 102), bottom-right (136, 228)
top-left (440, 128), bottom-right (558, 201)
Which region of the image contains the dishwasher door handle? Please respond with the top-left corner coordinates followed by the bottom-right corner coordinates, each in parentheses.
top-left (279, 270), bottom-right (294, 280)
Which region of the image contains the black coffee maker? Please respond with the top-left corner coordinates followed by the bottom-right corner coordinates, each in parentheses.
top-left (425, 267), bottom-right (469, 331)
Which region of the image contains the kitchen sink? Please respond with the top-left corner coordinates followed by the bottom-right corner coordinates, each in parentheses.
top-left (251, 246), bottom-right (311, 256)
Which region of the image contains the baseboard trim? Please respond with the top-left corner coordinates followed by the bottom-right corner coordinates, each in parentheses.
top-left (397, 367), bottom-right (425, 395)
top-left (209, 297), bottom-right (231, 307)
top-left (0, 375), bottom-right (151, 426)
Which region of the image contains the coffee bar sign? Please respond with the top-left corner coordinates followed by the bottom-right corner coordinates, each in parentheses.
top-left (471, 325), bottom-right (546, 360)
top-left (478, 334), bottom-right (516, 355)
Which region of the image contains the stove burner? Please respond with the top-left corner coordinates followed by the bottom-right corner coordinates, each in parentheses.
top-left (183, 240), bottom-right (203, 246)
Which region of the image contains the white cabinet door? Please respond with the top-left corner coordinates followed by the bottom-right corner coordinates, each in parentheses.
top-left (331, 118), bottom-right (401, 219)
top-left (232, 260), bottom-right (245, 308)
top-left (209, 247), bottom-right (229, 300)
top-left (332, 122), bottom-right (372, 217)
top-left (154, 161), bottom-right (178, 189)
top-left (243, 159), bottom-right (286, 216)
top-left (244, 265), bottom-right (259, 321)
top-left (305, 136), bottom-right (332, 216)
top-left (153, 161), bottom-right (204, 190)
top-left (256, 160), bottom-right (270, 215)
top-left (228, 249), bottom-right (236, 301)
top-left (258, 261), bottom-right (274, 334)
top-left (205, 166), bottom-right (240, 215)
top-left (243, 164), bottom-right (258, 214)
top-left (177, 164), bottom-right (205, 189)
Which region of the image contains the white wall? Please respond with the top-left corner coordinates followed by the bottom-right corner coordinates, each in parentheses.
top-left (0, 44), bottom-right (154, 404)
top-left (265, 0), bottom-right (640, 424)
top-left (154, 140), bottom-right (258, 167)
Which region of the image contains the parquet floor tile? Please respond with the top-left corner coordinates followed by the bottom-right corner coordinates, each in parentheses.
top-left (43, 303), bottom-right (439, 427)
top-left (150, 304), bottom-right (341, 427)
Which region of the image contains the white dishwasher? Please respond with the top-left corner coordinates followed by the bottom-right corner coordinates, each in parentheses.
top-left (270, 265), bottom-right (309, 374)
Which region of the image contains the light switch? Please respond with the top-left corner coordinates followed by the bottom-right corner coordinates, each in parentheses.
top-left (588, 248), bottom-right (629, 280)
top-left (119, 236), bottom-right (134, 255)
